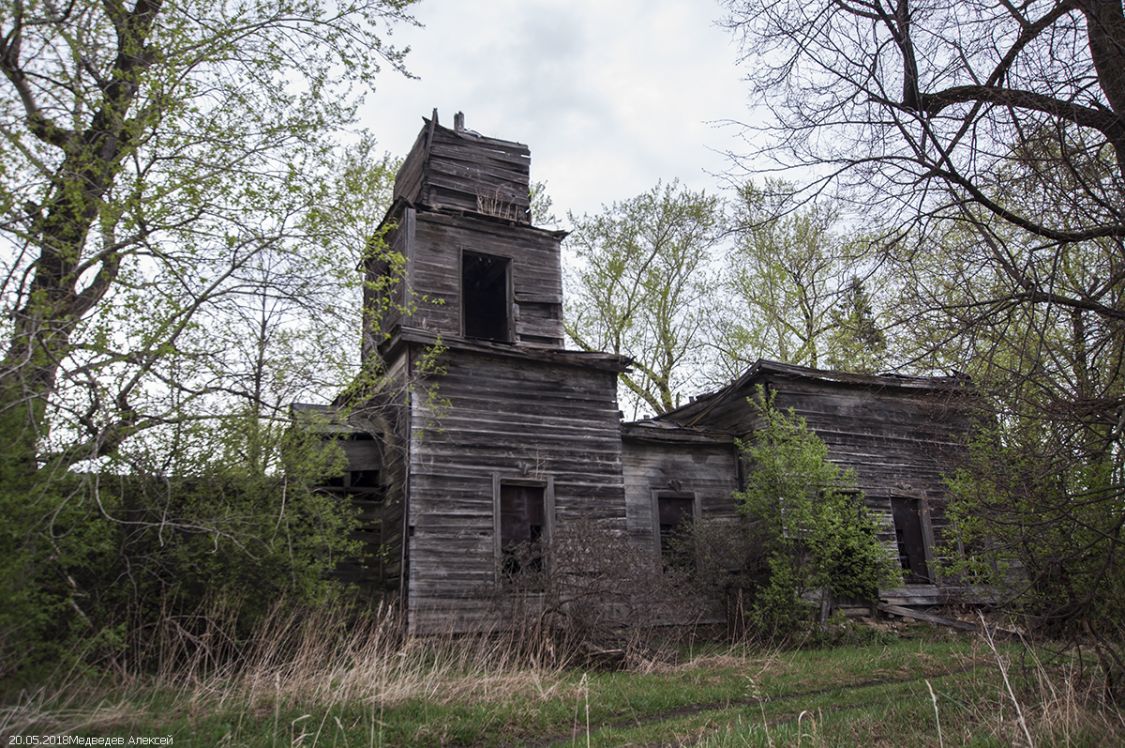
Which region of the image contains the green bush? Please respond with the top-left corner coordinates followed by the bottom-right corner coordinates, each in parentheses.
top-left (0, 475), bottom-right (118, 682)
top-left (734, 388), bottom-right (898, 639)
top-left (0, 411), bottom-right (360, 684)
top-left (945, 424), bottom-right (1125, 697)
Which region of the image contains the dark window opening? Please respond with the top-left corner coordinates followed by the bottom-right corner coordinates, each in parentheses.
top-left (500, 483), bottom-right (546, 580)
top-left (656, 492), bottom-right (694, 568)
top-left (891, 497), bottom-right (931, 584)
top-left (349, 470), bottom-right (380, 489)
top-left (462, 251), bottom-right (511, 341)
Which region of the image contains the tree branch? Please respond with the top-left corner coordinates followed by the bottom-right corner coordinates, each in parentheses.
top-left (916, 85), bottom-right (1119, 136)
top-left (0, 3), bottom-right (77, 148)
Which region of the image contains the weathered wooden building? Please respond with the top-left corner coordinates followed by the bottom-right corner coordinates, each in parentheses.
top-left (626, 361), bottom-right (979, 608)
top-left (309, 112), bottom-right (978, 633)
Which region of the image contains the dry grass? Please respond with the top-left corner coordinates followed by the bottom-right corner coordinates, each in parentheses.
top-left (3, 612), bottom-right (1122, 746)
top-left (965, 626), bottom-right (1125, 747)
top-left (207, 604), bottom-right (566, 709)
top-left (1, 601), bottom-right (570, 738)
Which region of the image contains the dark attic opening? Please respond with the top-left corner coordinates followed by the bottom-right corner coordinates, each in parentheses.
top-left (462, 250), bottom-right (510, 341)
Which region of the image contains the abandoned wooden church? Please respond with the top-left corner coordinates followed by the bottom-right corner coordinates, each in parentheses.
top-left (297, 112), bottom-right (979, 634)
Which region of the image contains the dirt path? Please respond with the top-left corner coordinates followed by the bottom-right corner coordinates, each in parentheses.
top-left (535, 662), bottom-right (975, 747)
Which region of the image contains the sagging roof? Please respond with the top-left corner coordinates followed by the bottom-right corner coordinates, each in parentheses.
top-left (620, 418), bottom-right (734, 445)
top-left (628, 358), bottom-right (971, 433)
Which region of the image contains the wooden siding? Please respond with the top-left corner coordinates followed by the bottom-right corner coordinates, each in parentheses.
top-left (402, 211), bottom-right (565, 347)
top-left (669, 372), bottom-right (973, 580)
top-left (621, 440), bottom-right (740, 551)
top-left (363, 205), bottom-right (414, 365)
top-left (423, 124), bottom-right (531, 221)
top-left (405, 343), bottom-right (625, 634)
top-left (393, 117), bottom-right (532, 223)
top-left (765, 377), bottom-right (972, 573)
top-left (344, 111), bottom-right (987, 635)
top-left (392, 122), bottom-right (431, 205)
top-left (340, 353), bottom-right (411, 597)
top-left (324, 436), bottom-right (385, 592)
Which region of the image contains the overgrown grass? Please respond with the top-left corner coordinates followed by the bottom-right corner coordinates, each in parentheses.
top-left (2, 605), bottom-right (1121, 746)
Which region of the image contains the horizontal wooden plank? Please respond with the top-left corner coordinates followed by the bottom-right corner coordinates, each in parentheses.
top-left (878, 604), bottom-right (978, 631)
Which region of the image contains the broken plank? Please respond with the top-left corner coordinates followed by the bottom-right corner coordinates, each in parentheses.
top-left (878, 603), bottom-right (978, 632)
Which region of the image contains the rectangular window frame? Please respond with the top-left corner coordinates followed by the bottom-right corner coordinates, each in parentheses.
top-left (889, 494), bottom-right (939, 585)
top-left (492, 473), bottom-right (555, 584)
top-left (650, 489), bottom-right (700, 566)
top-left (460, 249), bottom-right (513, 343)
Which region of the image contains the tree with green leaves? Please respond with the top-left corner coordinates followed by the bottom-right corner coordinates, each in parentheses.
top-left (946, 422), bottom-right (1125, 696)
top-left (715, 182), bottom-right (884, 378)
top-left (723, 0), bottom-right (1125, 679)
top-left (0, 0), bottom-right (416, 480)
top-left (565, 180), bottom-right (723, 416)
top-left (826, 276), bottom-right (887, 373)
top-left (529, 180), bottom-right (561, 230)
top-left (734, 390), bottom-right (897, 638)
top-left (0, 1), bottom-right (415, 676)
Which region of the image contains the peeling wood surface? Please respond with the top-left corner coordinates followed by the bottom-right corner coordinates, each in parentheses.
top-left (393, 118), bottom-right (532, 223)
top-left (622, 441), bottom-right (740, 544)
top-left (650, 370), bottom-right (974, 582)
top-left (335, 116), bottom-right (988, 635)
top-left (766, 376), bottom-right (972, 568)
top-left (410, 211), bottom-right (564, 347)
top-left (405, 344), bottom-right (625, 634)
top-left (321, 356), bottom-right (411, 597)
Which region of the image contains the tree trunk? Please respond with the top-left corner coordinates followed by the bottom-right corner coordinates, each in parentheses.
top-left (0, 1), bottom-right (163, 478)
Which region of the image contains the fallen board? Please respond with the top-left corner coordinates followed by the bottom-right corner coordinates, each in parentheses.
top-left (877, 603), bottom-right (980, 632)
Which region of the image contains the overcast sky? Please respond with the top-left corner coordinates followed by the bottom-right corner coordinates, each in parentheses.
top-left (360, 0), bottom-right (752, 220)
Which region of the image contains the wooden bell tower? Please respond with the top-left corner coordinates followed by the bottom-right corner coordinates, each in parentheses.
top-left (363, 110), bottom-right (567, 362)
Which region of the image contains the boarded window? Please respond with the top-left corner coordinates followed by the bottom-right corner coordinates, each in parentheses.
top-left (891, 497), bottom-right (931, 584)
top-left (499, 483), bottom-right (546, 578)
top-left (655, 492), bottom-right (695, 566)
top-left (462, 251), bottom-right (510, 341)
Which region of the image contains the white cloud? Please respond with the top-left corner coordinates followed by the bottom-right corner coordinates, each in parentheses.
top-left (360, 0), bottom-right (751, 218)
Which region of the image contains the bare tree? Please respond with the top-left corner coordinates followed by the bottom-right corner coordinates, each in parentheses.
top-left (724, 1), bottom-right (1123, 239)
top-left (723, 0), bottom-right (1123, 376)
top-left (723, 0), bottom-right (1124, 686)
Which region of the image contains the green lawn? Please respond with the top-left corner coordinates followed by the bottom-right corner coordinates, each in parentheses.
top-left (4, 630), bottom-right (1120, 746)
